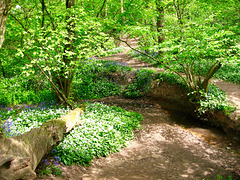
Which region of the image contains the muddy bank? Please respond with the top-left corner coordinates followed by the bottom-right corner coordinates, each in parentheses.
top-left (149, 80), bottom-right (240, 137)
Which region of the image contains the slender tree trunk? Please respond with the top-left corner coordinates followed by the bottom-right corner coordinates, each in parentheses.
top-left (97, 0), bottom-right (107, 18)
top-left (56, 0), bottom-right (75, 101)
top-left (41, 0), bottom-right (46, 28)
top-left (0, 0), bottom-right (12, 49)
top-left (156, 0), bottom-right (165, 44)
top-left (201, 62), bottom-right (222, 92)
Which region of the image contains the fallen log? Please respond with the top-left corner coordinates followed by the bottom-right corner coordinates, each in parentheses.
top-left (0, 108), bottom-right (83, 180)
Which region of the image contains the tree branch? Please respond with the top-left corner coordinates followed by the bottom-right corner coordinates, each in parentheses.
top-left (96, 0), bottom-right (107, 18)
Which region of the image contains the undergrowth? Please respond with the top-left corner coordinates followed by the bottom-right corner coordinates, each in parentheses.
top-left (130, 49), bottom-right (240, 85)
top-left (124, 69), bottom-right (155, 98)
top-left (53, 102), bottom-right (143, 165)
top-left (0, 76), bottom-right (57, 106)
top-left (197, 84), bottom-right (236, 115)
top-left (0, 102), bottom-right (70, 137)
top-left (155, 72), bottom-right (235, 115)
top-left (73, 59), bottom-right (131, 100)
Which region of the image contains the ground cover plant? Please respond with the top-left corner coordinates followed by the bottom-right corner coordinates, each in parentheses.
top-left (53, 102), bottom-right (143, 166)
top-left (72, 59), bottom-right (131, 100)
top-left (0, 102), bottom-right (70, 137)
top-left (0, 76), bottom-right (57, 106)
top-left (123, 68), bottom-right (156, 98)
top-left (0, 101), bottom-right (143, 167)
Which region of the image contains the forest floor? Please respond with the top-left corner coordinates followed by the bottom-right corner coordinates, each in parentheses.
top-left (37, 39), bottom-right (240, 180)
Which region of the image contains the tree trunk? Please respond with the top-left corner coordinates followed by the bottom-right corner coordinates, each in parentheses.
top-left (0, 108), bottom-right (83, 180)
top-left (96, 0), bottom-right (107, 18)
top-left (156, 0), bottom-right (165, 44)
top-left (56, 0), bottom-right (76, 101)
top-left (0, 0), bottom-right (12, 48)
top-left (201, 61), bottom-right (222, 92)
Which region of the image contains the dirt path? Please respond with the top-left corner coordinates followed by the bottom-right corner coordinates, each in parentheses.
top-left (38, 40), bottom-right (240, 180)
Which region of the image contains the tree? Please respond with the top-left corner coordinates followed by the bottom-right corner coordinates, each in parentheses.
top-left (6, 0), bottom-right (110, 108)
top-left (159, 0), bottom-right (239, 103)
top-left (0, 0), bottom-right (12, 77)
top-left (0, 0), bottom-right (12, 48)
top-left (156, 0), bottom-right (165, 44)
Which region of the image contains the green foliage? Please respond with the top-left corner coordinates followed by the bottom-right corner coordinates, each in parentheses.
top-left (72, 59), bottom-right (131, 100)
top-left (38, 164), bottom-right (62, 177)
top-left (205, 61), bottom-right (240, 84)
top-left (205, 174), bottom-right (232, 180)
top-left (1, 104), bottom-right (70, 137)
top-left (197, 84), bottom-right (236, 115)
top-left (124, 69), bottom-right (155, 98)
top-left (73, 78), bottom-right (121, 100)
top-left (37, 157), bottom-right (63, 178)
top-left (100, 46), bottom-right (126, 57)
top-left (0, 76), bottom-right (57, 106)
top-left (54, 103), bottom-right (143, 165)
top-left (154, 72), bottom-right (234, 115)
top-left (154, 71), bottom-right (187, 88)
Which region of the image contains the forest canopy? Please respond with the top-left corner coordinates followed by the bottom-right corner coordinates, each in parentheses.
top-left (0, 0), bottom-right (239, 106)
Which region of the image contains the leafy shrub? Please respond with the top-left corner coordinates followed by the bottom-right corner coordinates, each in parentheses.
top-left (197, 84), bottom-right (236, 115)
top-left (0, 76), bottom-right (57, 106)
top-left (73, 59), bottom-right (131, 100)
top-left (154, 72), bottom-right (235, 115)
top-left (54, 103), bottom-right (143, 165)
top-left (124, 69), bottom-right (155, 98)
top-left (72, 78), bottom-right (121, 100)
top-left (154, 71), bottom-right (187, 88)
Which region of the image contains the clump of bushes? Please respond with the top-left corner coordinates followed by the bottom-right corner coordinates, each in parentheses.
top-left (154, 72), bottom-right (235, 115)
top-left (0, 76), bottom-right (57, 106)
top-left (72, 59), bottom-right (131, 100)
top-left (197, 84), bottom-right (236, 115)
